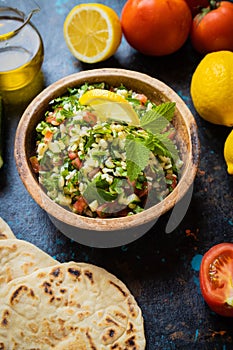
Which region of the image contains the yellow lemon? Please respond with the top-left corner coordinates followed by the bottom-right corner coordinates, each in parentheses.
top-left (190, 51), bottom-right (233, 126)
top-left (63, 4), bottom-right (122, 64)
top-left (224, 129), bottom-right (233, 175)
top-left (79, 89), bottom-right (140, 125)
top-left (79, 89), bottom-right (127, 105)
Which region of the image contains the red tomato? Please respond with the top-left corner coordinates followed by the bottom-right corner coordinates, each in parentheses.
top-left (83, 111), bottom-right (97, 126)
top-left (135, 93), bottom-right (148, 105)
top-left (190, 1), bottom-right (233, 54)
top-left (121, 0), bottom-right (192, 56)
top-left (71, 156), bottom-right (82, 169)
top-left (68, 150), bottom-right (77, 160)
top-left (184, 0), bottom-right (209, 16)
top-left (73, 196), bottom-right (87, 214)
top-left (43, 130), bottom-right (53, 143)
top-left (200, 243), bottom-right (233, 317)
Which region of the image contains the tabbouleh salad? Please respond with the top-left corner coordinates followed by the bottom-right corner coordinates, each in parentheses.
top-left (30, 82), bottom-right (183, 218)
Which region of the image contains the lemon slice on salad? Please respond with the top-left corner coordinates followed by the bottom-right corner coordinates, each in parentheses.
top-left (79, 89), bottom-right (140, 125)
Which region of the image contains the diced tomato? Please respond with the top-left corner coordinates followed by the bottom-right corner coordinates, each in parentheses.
top-left (44, 130), bottom-right (53, 143)
top-left (68, 151), bottom-right (78, 160)
top-left (73, 196), bottom-right (87, 214)
top-left (117, 208), bottom-right (130, 217)
top-left (135, 93), bottom-right (148, 105)
top-left (30, 156), bottom-right (40, 173)
top-left (46, 110), bottom-right (61, 126)
top-left (83, 111), bottom-right (97, 126)
top-left (71, 156), bottom-right (82, 169)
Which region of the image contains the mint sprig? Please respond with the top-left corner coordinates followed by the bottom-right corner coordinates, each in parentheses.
top-left (126, 101), bottom-right (179, 181)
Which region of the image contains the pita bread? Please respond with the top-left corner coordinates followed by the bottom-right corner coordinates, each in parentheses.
top-left (0, 217), bottom-right (15, 240)
top-left (0, 261), bottom-right (146, 349)
top-left (0, 239), bottom-right (58, 289)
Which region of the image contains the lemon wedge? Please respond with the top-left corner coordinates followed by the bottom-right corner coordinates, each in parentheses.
top-left (79, 89), bottom-right (140, 125)
top-left (63, 4), bottom-right (122, 64)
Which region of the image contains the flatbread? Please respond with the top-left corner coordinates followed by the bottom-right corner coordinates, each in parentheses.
top-left (0, 261), bottom-right (146, 349)
top-left (0, 239), bottom-right (58, 288)
top-left (0, 217), bottom-right (15, 240)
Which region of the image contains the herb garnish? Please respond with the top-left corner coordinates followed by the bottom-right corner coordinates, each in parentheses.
top-left (125, 102), bottom-right (179, 181)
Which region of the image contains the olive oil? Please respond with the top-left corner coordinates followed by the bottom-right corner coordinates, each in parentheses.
top-left (0, 17), bottom-right (44, 91)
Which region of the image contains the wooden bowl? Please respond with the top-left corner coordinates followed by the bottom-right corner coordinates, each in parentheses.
top-left (14, 69), bottom-right (199, 247)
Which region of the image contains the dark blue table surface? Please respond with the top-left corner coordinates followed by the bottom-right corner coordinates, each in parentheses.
top-left (1, 1), bottom-right (233, 349)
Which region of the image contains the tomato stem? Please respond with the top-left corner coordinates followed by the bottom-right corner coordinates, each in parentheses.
top-left (199, 0), bottom-right (219, 18)
top-left (208, 0), bottom-right (219, 11)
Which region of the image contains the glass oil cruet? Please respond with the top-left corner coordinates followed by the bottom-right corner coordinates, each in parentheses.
top-left (0, 0), bottom-right (44, 91)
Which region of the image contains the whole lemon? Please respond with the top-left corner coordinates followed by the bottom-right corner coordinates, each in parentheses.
top-left (224, 129), bottom-right (233, 175)
top-left (190, 51), bottom-right (233, 126)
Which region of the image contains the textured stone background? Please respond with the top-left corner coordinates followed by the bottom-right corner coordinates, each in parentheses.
top-left (1, 1), bottom-right (233, 349)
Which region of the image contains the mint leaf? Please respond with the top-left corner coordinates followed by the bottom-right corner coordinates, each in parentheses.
top-left (140, 102), bottom-right (176, 134)
top-left (125, 137), bottom-right (150, 181)
top-left (154, 132), bottom-right (179, 161)
top-left (126, 160), bottom-right (142, 182)
top-left (82, 182), bottom-right (117, 205)
top-left (153, 102), bottom-right (176, 122)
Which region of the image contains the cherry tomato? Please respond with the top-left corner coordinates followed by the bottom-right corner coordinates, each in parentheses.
top-left (184, 0), bottom-right (209, 16)
top-left (190, 1), bottom-right (233, 54)
top-left (200, 243), bottom-right (233, 317)
top-left (121, 0), bottom-right (192, 56)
